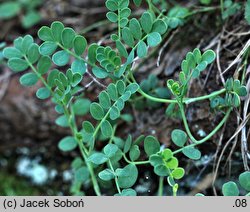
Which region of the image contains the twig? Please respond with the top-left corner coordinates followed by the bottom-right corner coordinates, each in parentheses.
top-left (222, 39), bottom-right (250, 74)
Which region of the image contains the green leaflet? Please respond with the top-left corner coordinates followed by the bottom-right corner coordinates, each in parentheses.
top-left (52, 50), bottom-right (70, 66)
top-left (73, 36), bottom-right (87, 56)
top-left (245, 0), bottom-right (250, 24)
top-left (0, 2), bottom-right (21, 19)
top-left (37, 56), bottom-right (51, 74)
top-left (55, 115), bottom-right (69, 127)
top-left (104, 144), bottom-right (118, 158)
top-left (222, 182), bottom-right (239, 196)
top-left (129, 18), bottom-right (142, 40)
top-left (58, 136), bottom-right (78, 152)
top-left (171, 129), bottom-right (187, 147)
top-left (75, 167), bottom-right (89, 182)
top-left (129, 145), bottom-right (140, 161)
top-left (106, 0), bottom-right (130, 27)
top-left (39, 41), bottom-right (58, 56)
top-left (182, 146), bottom-right (201, 160)
top-left (98, 169), bottom-right (115, 181)
top-left (20, 73), bottom-right (38, 86)
top-left (8, 58), bottom-right (28, 72)
top-left (99, 91), bottom-right (111, 109)
top-left (115, 189), bottom-right (137, 196)
top-left (137, 40), bottom-right (148, 58)
top-left (147, 32), bottom-right (162, 47)
top-left (122, 27), bottom-right (134, 47)
top-left (90, 103), bottom-right (104, 120)
top-left (144, 136), bottom-right (160, 157)
top-left (73, 98), bottom-right (91, 115)
top-left (61, 28), bottom-right (76, 49)
top-left (101, 120), bottom-right (113, 137)
top-left (88, 153), bottom-right (108, 165)
top-left (239, 171), bottom-right (250, 191)
top-left (116, 164), bottom-right (138, 189)
top-left (36, 87), bottom-right (51, 100)
top-left (140, 12), bottom-right (153, 34)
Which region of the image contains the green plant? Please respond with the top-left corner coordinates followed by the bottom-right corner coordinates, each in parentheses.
top-left (0, 0), bottom-right (42, 28)
top-left (220, 0), bottom-right (250, 22)
top-left (3, 0), bottom-right (249, 196)
top-left (196, 171), bottom-right (250, 196)
top-left (245, 0), bottom-right (250, 24)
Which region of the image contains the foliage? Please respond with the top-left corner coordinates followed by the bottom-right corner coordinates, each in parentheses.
top-left (198, 171), bottom-right (250, 196)
top-left (2, 0), bottom-right (249, 196)
top-left (0, 0), bottom-right (42, 28)
top-left (0, 171), bottom-right (40, 195)
top-left (245, 0), bottom-right (250, 24)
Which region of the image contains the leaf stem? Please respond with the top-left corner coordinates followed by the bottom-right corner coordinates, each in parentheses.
top-left (158, 177), bottom-right (164, 196)
top-left (63, 106), bottom-right (101, 196)
top-left (129, 72), bottom-right (226, 105)
top-left (173, 108), bottom-right (232, 155)
top-left (123, 153), bottom-right (150, 165)
top-left (108, 160), bottom-right (121, 194)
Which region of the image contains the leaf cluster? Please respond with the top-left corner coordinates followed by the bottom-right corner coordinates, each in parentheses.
top-left (0, 0), bottom-right (42, 28)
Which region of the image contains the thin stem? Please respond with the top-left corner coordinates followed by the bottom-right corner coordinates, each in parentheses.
top-left (158, 177), bottom-right (164, 196)
top-left (79, 140), bottom-right (101, 196)
top-left (139, 87), bottom-right (176, 103)
top-left (80, 20), bottom-right (110, 35)
top-left (173, 108), bottom-right (232, 155)
top-left (117, 3), bottom-right (121, 39)
top-left (63, 106), bottom-right (101, 196)
top-left (130, 72), bottom-right (226, 105)
top-left (123, 154), bottom-right (150, 165)
top-left (172, 184), bottom-right (178, 196)
top-left (147, 0), bottom-right (154, 13)
top-left (57, 43), bottom-right (106, 88)
top-left (220, 0), bottom-right (224, 15)
top-left (109, 160), bottom-right (121, 194)
top-left (185, 6), bottom-right (219, 18)
top-left (108, 125), bottom-right (117, 144)
top-left (178, 103), bottom-right (198, 143)
top-left (90, 106), bottom-right (114, 152)
top-left (25, 56), bottom-right (53, 95)
top-left (184, 89), bottom-right (226, 104)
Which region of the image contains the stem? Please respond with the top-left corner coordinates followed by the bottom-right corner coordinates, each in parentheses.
top-left (147, 0), bottom-right (153, 12)
top-left (90, 105), bottom-right (115, 152)
top-left (173, 108), bottom-right (232, 155)
top-left (64, 106), bottom-right (101, 196)
top-left (158, 177), bottom-right (164, 196)
top-left (184, 89), bottom-right (226, 104)
top-left (220, 0), bottom-right (224, 15)
top-left (130, 72), bottom-right (226, 105)
top-left (178, 103), bottom-right (198, 143)
top-left (80, 141), bottom-right (102, 196)
top-left (185, 6), bottom-right (219, 18)
top-left (26, 60), bottom-right (102, 196)
top-left (25, 56), bottom-right (53, 95)
top-left (57, 43), bottom-right (105, 88)
top-left (80, 20), bottom-right (110, 34)
top-left (117, 3), bottom-right (121, 39)
top-left (139, 87), bottom-right (176, 103)
top-left (172, 184), bottom-right (178, 196)
top-left (123, 154), bottom-right (150, 165)
top-left (109, 160), bottom-right (121, 194)
top-left (108, 125), bottom-right (117, 144)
